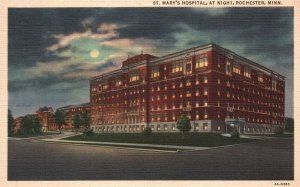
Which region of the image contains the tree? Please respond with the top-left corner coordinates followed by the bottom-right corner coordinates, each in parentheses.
top-left (8, 109), bottom-right (15, 135)
top-left (176, 114), bottom-right (192, 139)
top-left (20, 115), bottom-right (42, 134)
top-left (72, 114), bottom-right (81, 134)
top-left (21, 115), bottom-right (35, 134)
top-left (33, 117), bottom-right (42, 134)
top-left (80, 112), bottom-right (90, 129)
top-left (284, 117), bottom-right (294, 133)
top-left (54, 109), bottom-right (66, 133)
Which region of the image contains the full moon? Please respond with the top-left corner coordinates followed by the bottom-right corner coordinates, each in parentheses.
top-left (90, 49), bottom-right (100, 58)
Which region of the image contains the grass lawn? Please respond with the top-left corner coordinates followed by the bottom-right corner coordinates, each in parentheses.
top-left (63, 132), bottom-right (256, 147)
top-left (244, 133), bottom-right (294, 138)
top-left (9, 132), bottom-right (59, 138)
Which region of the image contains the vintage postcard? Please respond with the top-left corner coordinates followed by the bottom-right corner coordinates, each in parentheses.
top-left (0, 0), bottom-right (298, 187)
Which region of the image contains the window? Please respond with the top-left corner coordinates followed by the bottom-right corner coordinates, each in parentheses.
top-left (151, 66), bottom-right (160, 78)
top-left (204, 77), bottom-right (208, 83)
top-left (172, 61), bottom-right (183, 73)
top-left (203, 123), bottom-right (208, 130)
top-left (186, 79), bottom-right (191, 86)
top-left (164, 124), bottom-right (168, 131)
top-left (195, 78), bottom-right (200, 85)
top-left (218, 78), bottom-right (221, 84)
top-left (195, 123), bottom-right (199, 130)
top-left (129, 73), bottom-right (139, 82)
top-left (244, 67), bottom-right (251, 78)
top-left (186, 91), bottom-right (191, 97)
top-left (195, 101), bottom-right (199, 107)
top-left (204, 87), bottom-right (208, 95)
top-left (103, 83), bottom-right (108, 90)
top-left (272, 77), bottom-right (277, 91)
top-left (115, 79), bottom-right (122, 86)
top-left (185, 59), bottom-right (192, 74)
top-left (196, 54), bottom-right (208, 68)
top-left (258, 72), bottom-right (264, 82)
top-left (172, 124), bottom-right (176, 131)
top-left (226, 59), bottom-right (232, 76)
top-left (233, 62), bottom-right (241, 74)
top-left (204, 100), bottom-right (208, 106)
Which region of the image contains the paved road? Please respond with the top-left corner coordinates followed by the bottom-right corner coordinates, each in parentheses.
top-left (8, 137), bottom-right (293, 180)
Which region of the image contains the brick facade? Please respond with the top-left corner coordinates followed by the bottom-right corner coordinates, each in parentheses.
top-left (90, 43), bottom-right (285, 133)
top-left (58, 103), bottom-right (91, 129)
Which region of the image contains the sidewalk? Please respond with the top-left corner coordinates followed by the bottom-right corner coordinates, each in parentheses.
top-left (41, 138), bottom-right (209, 152)
top-left (26, 132), bottom-right (261, 152)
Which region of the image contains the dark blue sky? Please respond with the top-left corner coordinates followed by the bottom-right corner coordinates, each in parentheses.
top-left (8, 8), bottom-right (294, 118)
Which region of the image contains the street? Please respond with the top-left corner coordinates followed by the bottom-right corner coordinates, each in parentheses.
top-left (8, 137), bottom-right (293, 180)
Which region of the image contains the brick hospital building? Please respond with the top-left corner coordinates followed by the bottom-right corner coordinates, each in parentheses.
top-left (90, 43), bottom-right (285, 133)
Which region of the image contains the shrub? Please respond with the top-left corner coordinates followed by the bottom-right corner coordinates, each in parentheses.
top-left (230, 130), bottom-right (240, 139)
top-left (275, 127), bottom-right (284, 135)
top-left (83, 128), bottom-right (94, 136)
top-left (142, 126), bottom-right (152, 136)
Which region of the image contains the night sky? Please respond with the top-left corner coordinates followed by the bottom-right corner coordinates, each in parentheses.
top-left (8, 8), bottom-right (293, 118)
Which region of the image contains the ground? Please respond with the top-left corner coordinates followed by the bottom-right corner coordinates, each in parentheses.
top-left (8, 136), bottom-right (293, 180)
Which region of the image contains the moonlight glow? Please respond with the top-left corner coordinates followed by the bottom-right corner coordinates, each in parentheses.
top-left (90, 49), bottom-right (100, 58)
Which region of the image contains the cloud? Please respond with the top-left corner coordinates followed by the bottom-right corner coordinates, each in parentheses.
top-left (47, 23), bottom-right (123, 52)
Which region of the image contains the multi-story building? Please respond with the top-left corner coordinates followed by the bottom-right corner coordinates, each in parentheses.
top-left (13, 116), bottom-right (23, 133)
top-left (36, 106), bottom-right (56, 131)
top-left (90, 43), bottom-right (285, 133)
top-left (58, 103), bottom-right (90, 129)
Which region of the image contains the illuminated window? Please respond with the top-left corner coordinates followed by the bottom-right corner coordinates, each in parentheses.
top-left (172, 82), bottom-right (176, 89)
top-left (172, 124), bottom-right (176, 130)
top-left (204, 111), bottom-right (208, 119)
top-left (195, 78), bottom-right (200, 85)
top-left (227, 80), bottom-right (230, 87)
top-left (172, 61), bottom-right (183, 73)
top-left (195, 101), bottom-right (199, 107)
top-left (186, 79), bottom-right (191, 86)
top-left (204, 76), bottom-right (208, 83)
top-left (195, 54), bottom-right (208, 68)
top-left (185, 59), bottom-right (192, 74)
top-left (103, 83), bottom-right (108, 90)
top-left (151, 66), bottom-right (160, 78)
top-left (204, 87), bottom-right (208, 95)
top-left (233, 62), bottom-right (241, 74)
top-left (203, 123), bottom-right (208, 130)
top-left (164, 94), bottom-right (167, 100)
top-left (204, 100), bottom-right (208, 106)
top-left (226, 59), bottom-right (232, 76)
top-left (115, 79), bottom-right (122, 86)
top-left (244, 67), bottom-right (251, 78)
top-left (129, 73), bottom-right (139, 82)
top-left (218, 78), bottom-right (221, 84)
top-left (186, 91), bottom-right (191, 97)
top-left (227, 91), bottom-right (230, 98)
top-left (258, 72), bottom-right (264, 82)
